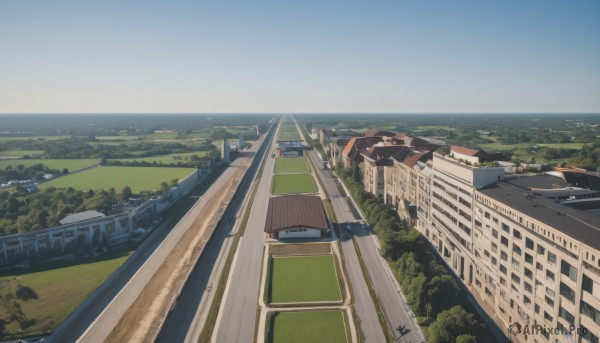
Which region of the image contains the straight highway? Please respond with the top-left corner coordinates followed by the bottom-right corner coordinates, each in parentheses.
top-left (156, 121), bottom-right (277, 342)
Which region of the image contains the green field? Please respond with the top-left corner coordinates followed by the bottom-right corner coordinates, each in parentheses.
top-left (39, 166), bottom-right (196, 192)
top-left (271, 174), bottom-right (316, 194)
top-left (274, 157), bottom-right (309, 174)
top-left (269, 255), bottom-right (341, 303)
top-left (0, 159), bottom-right (99, 171)
top-left (0, 253), bottom-right (131, 339)
top-left (266, 310), bottom-right (348, 343)
top-left (110, 151), bottom-right (208, 164)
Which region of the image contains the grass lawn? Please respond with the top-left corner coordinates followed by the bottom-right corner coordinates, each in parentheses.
top-left (0, 159), bottom-right (99, 171)
top-left (274, 157), bottom-right (308, 174)
top-left (271, 174), bottom-right (316, 194)
top-left (267, 310), bottom-right (348, 343)
top-left (39, 166), bottom-right (196, 193)
top-left (269, 243), bottom-right (331, 256)
top-left (0, 252), bottom-right (131, 339)
top-left (269, 255), bottom-right (341, 303)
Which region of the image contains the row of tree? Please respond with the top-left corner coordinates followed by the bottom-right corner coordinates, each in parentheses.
top-left (0, 178), bottom-right (179, 237)
top-left (0, 164), bottom-right (64, 183)
top-left (336, 162), bottom-right (486, 343)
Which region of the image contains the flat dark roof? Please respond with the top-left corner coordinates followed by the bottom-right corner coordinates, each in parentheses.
top-left (478, 182), bottom-right (600, 251)
top-left (264, 195), bottom-right (328, 233)
top-left (504, 174), bottom-right (567, 190)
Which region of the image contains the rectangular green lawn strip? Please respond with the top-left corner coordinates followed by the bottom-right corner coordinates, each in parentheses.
top-left (0, 253), bottom-right (131, 338)
top-left (271, 255), bottom-right (341, 303)
top-left (273, 157), bottom-right (308, 174)
top-left (39, 166), bottom-right (196, 193)
top-left (0, 158), bottom-right (99, 171)
top-left (271, 174), bottom-right (316, 194)
top-left (270, 310), bottom-right (348, 343)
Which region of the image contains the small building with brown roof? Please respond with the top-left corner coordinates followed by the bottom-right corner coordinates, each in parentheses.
top-left (450, 145), bottom-right (506, 164)
top-left (264, 195), bottom-right (329, 239)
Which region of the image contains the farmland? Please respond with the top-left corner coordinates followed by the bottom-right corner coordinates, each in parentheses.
top-left (39, 166), bottom-right (196, 192)
top-left (266, 310), bottom-right (348, 343)
top-left (109, 151), bottom-right (209, 164)
top-left (271, 174), bottom-right (316, 194)
top-left (267, 255), bottom-right (341, 304)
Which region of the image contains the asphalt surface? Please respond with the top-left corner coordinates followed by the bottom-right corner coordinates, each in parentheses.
top-left (212, 126), bottom-right (278, 343)
top-left (156, 122), bottom-right (277, 342)
top-left (307, 149), bottom-right (425, 343)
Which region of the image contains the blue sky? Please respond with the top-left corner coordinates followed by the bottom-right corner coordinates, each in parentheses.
top-left (0, 0), bottom-right (598, 113)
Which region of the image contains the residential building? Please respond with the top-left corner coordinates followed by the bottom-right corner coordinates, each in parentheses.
top-left (361, 145), bottom-right (408, 199)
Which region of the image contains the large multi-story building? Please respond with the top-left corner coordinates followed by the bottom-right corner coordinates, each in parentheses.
top-left (383, 144), bottom-right (600, 343)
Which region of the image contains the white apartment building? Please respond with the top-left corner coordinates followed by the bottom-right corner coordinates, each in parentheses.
top-left (385, 146), bottom-right (600, 343)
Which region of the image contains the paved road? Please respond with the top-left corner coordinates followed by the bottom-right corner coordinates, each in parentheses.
top-left (47, 167), bottom-right (243, 343)
top-left (307, 149), bottom-right (425, 343)
top-left (212, 121), bottom-right (279, 343)
top-left (156, 124), bottom-right (276, 342)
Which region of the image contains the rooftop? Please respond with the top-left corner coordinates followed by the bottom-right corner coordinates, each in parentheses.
top-left (478, 182), bottom-right (600, 251)
top-left (59, 210), bottom-right (106, 225)
top-left (264, 195), bottom-right (328, 233)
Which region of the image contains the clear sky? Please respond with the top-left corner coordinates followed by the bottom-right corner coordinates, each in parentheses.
top-left (0, 0), bottom-right (599, 113)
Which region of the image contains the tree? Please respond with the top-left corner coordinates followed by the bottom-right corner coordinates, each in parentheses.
top-left (456, 334), bottom-right (477, 343)
top-left (62, 168), bottom-right (69, 175)
top-left (121, 186), bottom-right (133, 201)
top-left (170, 178), bottom-right (179, 187)
top-left (428, 306), bottom-right (476, 343)
top-left (160, 181), bottom-right (170, 193)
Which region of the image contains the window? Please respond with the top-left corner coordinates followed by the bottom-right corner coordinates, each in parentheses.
top-left (500, 265), bottom-right (507, 275)
top-left (583, 274), bottom-right (594, 294)
top-left (524, 295), bottom-right (531, 305)
top-left (526, 238), bottom-right (534, 250)
top-left (501, 251), bottom-right (508, 261)
top-left (536, 262), bottom-right (544, 271)
top-left (485, 212), bottom-right (490, 219)
top-left (512, 257), bottom-right (521, 270)
top-left (502, 223), bottom-right (510, 233)
top-left (561, 260), bottom-right (577, 282)
top-left (535, 304), bottom-right (540, 314)
top-left (548, 252), bottom-right (557, 264)
top-left (513, 244), bottom-right (522, 256)
top-left (560, 282), bottom-right (575, 303)
top-left (491, 257), bottom-right (497, 265)
top-left (511, 273), bottom-right (521, 284)
top-left (513, 229), bottom-right (522, 239)
top-left (501, 236), bottom-right (508, 247)
top-left (544, 311), bottom-right (553, 322)
top-left (524, 281), bottom-right (532, 293)
top-left (546, 270), bottom-right (555, 281)
top-left (525, 253), bottom-right (533, 264)
top-left (581, 300), bottom-right (600, 327)
top-left (492, 229), bottom-right (498, 239)
top-left (537, 245), bottom-right (545, 255)
top-left (524, 268), bottom-right (533, 279)
top-left (559, 306), bottom-right (575, 325)
top-left (581, 328), bottom-right (598, 343)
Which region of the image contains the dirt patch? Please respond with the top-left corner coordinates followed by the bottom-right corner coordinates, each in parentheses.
top-left (269, 243), bottom-right (331, 256)
top-left (106, 157), bottom-right (252, 342)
